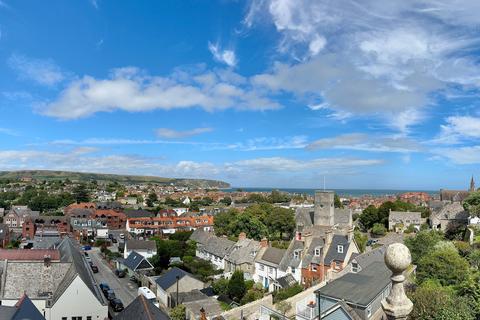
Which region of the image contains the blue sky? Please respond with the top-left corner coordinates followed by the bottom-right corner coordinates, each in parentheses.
top-left (0, 0), bottom-right (479, 189)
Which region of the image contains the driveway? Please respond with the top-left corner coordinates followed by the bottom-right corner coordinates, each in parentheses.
top-left (90, 247), bottom-right (138, 314)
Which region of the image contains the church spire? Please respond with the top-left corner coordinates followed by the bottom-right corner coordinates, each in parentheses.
top-left (470, 175), bottom-right (476, 192)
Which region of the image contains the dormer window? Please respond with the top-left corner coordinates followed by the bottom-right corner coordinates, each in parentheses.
top-left (294, 250), bottom-right (300, 259)
top-left (314, 247), bottom-right (321, 256)
top-left (337, 245), bottom-right (344, 253)
top-left (352, 262), bottom-right (359, 273)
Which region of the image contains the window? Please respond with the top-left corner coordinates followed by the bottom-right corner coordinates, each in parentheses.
top-left (269, 267), bottom-right (274, 274)
top-left (259, 264), bottom-right (264, 271)
top-left (352, 262), bottom-right (359, 273)
top-left (291, 267), bottom-right (295, 274)
top-left (337, 245), bottom-right (344, 253)
top-left (367, 305), bottom-right (372, 318)
top-left (87, 317), bottom-right (92, 320)
top-left (62, 318), bottom-right (67, 320)
top-left (72, 317), bottom-right (83, 320)
top-left (293, 250), bottom-right (300, 259)
top-left (314, 247), bottom-right (321, 256)
top-left (312, 264), bottom-right (317, 272)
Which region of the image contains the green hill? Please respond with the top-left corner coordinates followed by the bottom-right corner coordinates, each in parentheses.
top-left (0, 170), bottom-right (230, 188)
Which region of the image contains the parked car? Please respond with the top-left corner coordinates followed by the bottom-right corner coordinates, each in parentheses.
top-left (100, 283), bottom-right (110, 295)
top-left (82, 245), bottom-right (92, 251)
top-left (84, 251), bottom-right (89, 256)
top-left (91, 265), bottom-right (99, 273)
top-left (85, 256), bottom-right (92, 262)
top-left (119, 233), bottom-right (125, 240)
top-left (112, 238), bottom-right (117, 244)
top-left (110, 298), bottom-right (124, 312)
top-left (106, 289), bottom-right (116, 301)
top-left (115, 269), bottom-right (126, 278)
top-left (367, 239), bottom-right (379, 246)
top-left (108, 234), bottom-right (114, 240)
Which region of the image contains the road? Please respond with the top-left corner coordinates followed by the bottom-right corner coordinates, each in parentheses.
top-left (89, 247), bottom-right (138, 314)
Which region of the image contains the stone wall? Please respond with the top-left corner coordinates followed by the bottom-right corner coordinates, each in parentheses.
top-left (221, 294), bottom-right (273, 320)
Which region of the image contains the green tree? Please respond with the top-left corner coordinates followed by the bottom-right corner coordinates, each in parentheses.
top-left (228, 271), bottom-right (246, 302)
top-left (263, 207), bottom-right (295, 240)
top-left (464, 191), bottom-right (480, 215)
top-left (212, 278), bottom-right (230, 296)
top-left (359, 205), bottom-right (378, 230)
top-left (73, 184), bottom-right (90, 203)
top-left (276, 301), bottom-right (292, 316)
top-left (146, 192), bottom-right (158, 207)
top-left (371, 223), bottom-right (387, 236)
top-left (410, 281), bottom-right (475, 320)
top-left (213, 209), bottom-right (238, 236)
top-left (405, 230), bottom-right (444, 264)
top-left (416, 245), bottom-right (470, 286)
top-left (220, 196), bottom-right (232, 206)
top-left (170, 304), bottom-right (186, 320)
top-left (229, 213), bottom-right (268, 240)
top-left (354, 231), bottom-right (368, 253)
top-left (334, 194), bottom-right (343, 208)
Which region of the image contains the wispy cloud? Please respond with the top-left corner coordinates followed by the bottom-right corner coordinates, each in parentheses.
top-left (156, 127), bottom-right (213, 139)
top-left (0, 128), bottom-right (19, 136)
top-left (208, 42), bottom-right (237, 67)
top-left (432, 116), bottom-right (480, 145)
top-left (8, 54), bottom-right (66, 86)
top-left (306, 133), bottom-right (422, 153)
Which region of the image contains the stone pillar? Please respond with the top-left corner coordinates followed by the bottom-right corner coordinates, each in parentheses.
top-left (381, 243), bottom-right (413, 320)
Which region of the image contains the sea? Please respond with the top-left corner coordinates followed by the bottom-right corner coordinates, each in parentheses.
top-left (223, 187), bottom-right (438, 197)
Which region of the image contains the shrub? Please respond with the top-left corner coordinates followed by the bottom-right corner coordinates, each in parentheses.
top-left (371, 223), bottom-right (387, 237)
top-left (272, 284), bottom-right (303, 303)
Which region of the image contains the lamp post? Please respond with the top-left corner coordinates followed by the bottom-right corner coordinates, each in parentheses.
top-left (176, 275), bottom-right (180, 308)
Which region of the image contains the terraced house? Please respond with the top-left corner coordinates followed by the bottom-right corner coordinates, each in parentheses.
top-left (127, 214), bottom-right (214, 236)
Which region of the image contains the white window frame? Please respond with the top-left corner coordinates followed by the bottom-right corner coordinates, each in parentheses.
top-left (367, 305), bottom-right (372, 318)
top-left (337, 245), bottom-right (344, 253)
top-left (311, 264), bottom-right (317, 272)
top-left (314, 248), bottom-right (321, 256)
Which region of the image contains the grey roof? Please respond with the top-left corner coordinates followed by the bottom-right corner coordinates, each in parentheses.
top-left (113, 295), bottom-right (170, 320)
top-left (155, 267), bottom-right (197, 291)
top-left (126, 239), bottom-right (157, 251)
top-left (389, 211), bottom-right (422, 221)
top-left (56, 237), bottom-right (105, 305)
top-left (279, 240), bottom-right (304, 270)
top-left (276, 273), bottom-right (297, 288)
top-left (295, 208), bottom-right (314, 227)
top-left (301, 237), bottom-right (325, 268)
top-left (352, 247), bottom-right (385, 269)
top-left (184, 296), bottom-right (223, 319)
top-left (121, 251), bottom-right (154, 271)
top-left (257, 247), bottom-right (286, 267)
top-left (324, 235), bottom-right (350, 265)
top-left (317, 261), bottom-right (391, 307)
top-left (201, 236), bottom-right (235, 258)
top-left (0, 294), bottom-right (46, 320)
top-left (190, 229), bottom-right (213, 245)
top-left (123, 209), bottom-right (155, 219)
top-left (171, 289), bottom-right (209, 305)
top-left (334, 208), bottom-right (352, 228)
top-left (433, 202), bottom-right (469, 220)
top-left (224, 238), bottom-right (260, 266)
top-left (68, 208), bottom-right (94, 217)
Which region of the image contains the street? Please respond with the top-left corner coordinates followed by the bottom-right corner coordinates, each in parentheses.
top-left (89, 247), bottom-right (138, 315)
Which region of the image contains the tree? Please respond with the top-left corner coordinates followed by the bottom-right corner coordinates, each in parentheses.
top-left (371, 223), bottom-right (387, 236)
top-left (170, 304), bottom-right (186, 320)
top-left (213, 209), bottom-right (238, 236)
top-left (359, 205), bottom-right (378, 230)
top-left (228, 271), bottom-right (246, 302)
top-left (405, 230), bottom-right (444, 264)
top-left (409, 281), bottom-right (475, 320)
top-left (73, 184), bottom-right (90, 203)
top-left (220, 196), bottom-right (232, 206)
top-left (212, 278), bottom-right (230, 296)
top-left (416, 245), bottom-right (470, 286)
top-left (464, 191), bottom-right (480, 215)
top-left (263, 207), bottom-right (295, 240)
top-left (229, 213), bottom-right (268, 240)
top-left (354, 231), bottom-right (368, 253)
top-left (146, 192), bottom-right (158, 207)
top-left (334, 194), bottom-right (343, 208)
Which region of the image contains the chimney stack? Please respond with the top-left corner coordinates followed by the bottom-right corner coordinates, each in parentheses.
top-left (347, 226), bottom-right (354, 242)
top-left (325, 228), bottom-right (333, 247)
top-left (238, 232), bottom-right (247, 241)
top-left (43, 255), bottom-right (51, 267)
top-left (260, 237), bottom-right (268, 248)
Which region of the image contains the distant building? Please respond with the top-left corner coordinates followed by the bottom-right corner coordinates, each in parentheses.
top-left (155, 267), bottom-right (205, 308)
top-left (0, 294), bottom-right (46, 320)
top-left (388, 210), bottom-right (424, 231)
top-left (124, 239), bottom-right (157, 259)
top-left (430, 202), bottom-right (469, 231)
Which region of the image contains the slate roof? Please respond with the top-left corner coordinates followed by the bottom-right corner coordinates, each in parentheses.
top-left (126, 239), bottom-right (157, 251)
top-left (113, 294), bottom-right (170, 320)
top-left (121, 251), bottom-right (154, 271)
top-left (201, 236), bottom-right (235, 258)
top-left (276, 273), bottom-right (297, 288)
top-left (317, 261), bottom-right (391, 307)
top-left (0, 294), bottom-right (46, 320)
top-left (279, 240), bottom-right (304, 271)
top-left (433, 202), bottom-right (469, 220)
top-left (301, 237), bottom-right (325, 268)
top-left (257, 247), bottom-right (286, 267)
top-left (224, 238), bottom-right (260, 266)
top-left (352, 246), bottom-right (385, 270)
top-left (56, 237), bottom-right (105, 305)
top-left (171, 289), bottom-right (209, 305)
top-left (155, 267), bottom-right (196, 291)
top-left (123, 209), bottom-right (155, 219)
top-left (389, 211), bottom-right (422, 222)
top-left (324, 235), bottom-right (350, 265)
top-left (334, 209), bottom-right (352, 228)
top-left (190, 228), bottom-right (212, 245)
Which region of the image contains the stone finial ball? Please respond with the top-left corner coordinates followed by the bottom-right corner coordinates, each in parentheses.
top-left (384, 243), bottom-right (411, 273)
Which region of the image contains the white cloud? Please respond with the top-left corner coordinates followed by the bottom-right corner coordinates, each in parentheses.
top-left (156, 127), bottom-right (213, 139)
top-left (8, 54), bottom-right (66, 86)
top-left (208, 42), bottom-right (237, 67)
top-left (433, 116), bottom-right (480, 144)
top-left (42, 67), bottom-right (279, 119)
top-left (306, 133), bottom-right (422, 153)
top-left (431, 146), bottom-right (480, 164)
top-left (0, 128), bottom-right (18, 136)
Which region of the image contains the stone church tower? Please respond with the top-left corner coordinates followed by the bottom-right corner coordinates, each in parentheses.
top-left (314, 190), bottom-right (335, 226)
top-left (471, 176), bottom-right (476, 192)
